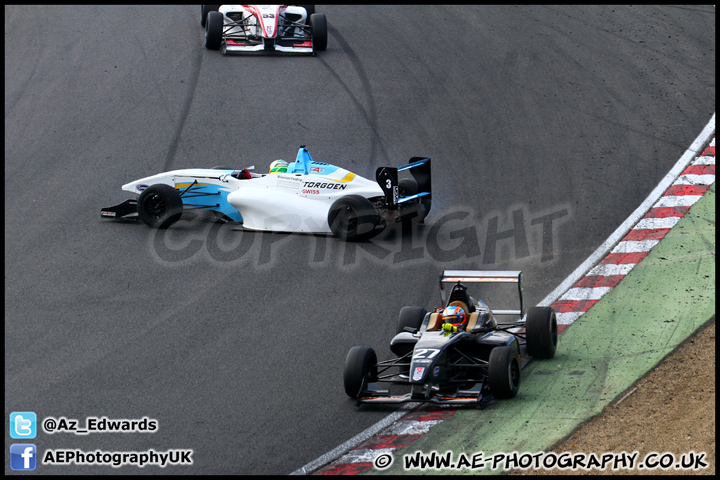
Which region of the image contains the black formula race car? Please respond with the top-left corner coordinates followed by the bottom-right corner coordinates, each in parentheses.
top-left (343, 271), bottom-right (558, 407)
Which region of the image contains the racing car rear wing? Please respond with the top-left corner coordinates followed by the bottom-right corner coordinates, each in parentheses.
top-left (440, 270), bottom-right (524, 317)
top-left (376, 157), bottom-right (431, 208)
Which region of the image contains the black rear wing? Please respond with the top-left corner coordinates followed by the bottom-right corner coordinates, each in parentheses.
top-left (439, 270), bottom-right (524, 318)
top-left (375, 157), bottom-right (431, 207)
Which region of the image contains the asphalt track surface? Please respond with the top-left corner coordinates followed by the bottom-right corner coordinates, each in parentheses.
top-left (4, 5), bottom-right (715, 475)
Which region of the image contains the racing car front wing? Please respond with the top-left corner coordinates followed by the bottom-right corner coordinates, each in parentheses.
top-left (355, 380), bottom-right (492, 407)
top-left (100, 199), bottom-right (137, 219)
top-left (223, 39), bottom-right (314, 54)
top-left (353, 344), bottom-right (493, 408)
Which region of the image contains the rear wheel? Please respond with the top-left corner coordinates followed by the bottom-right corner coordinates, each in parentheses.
top-left (201, 5), bottom-right (220, 27)
top-left (137, 184), bottom-right (183, 229)
top-left (310, 13), bottom-right (327, 51)
top-left (526, 307), bottom-right (558, 359)
top-left (398, 177), bottom-right (430, 222)
top-left (419, 196), bottom-right (431, 222)
top-left (328, 195), bottom-right (384, 241)
top-left (398, 178), bottom-right (418, 197)
top-left (488, 346), bottom-right (520, 399)
top-left (343, 346), bottom-right (377, 399)
top-left (205, 11), bottom-right (223, 50)
top-left (397, 306), bottom-right (427, 335)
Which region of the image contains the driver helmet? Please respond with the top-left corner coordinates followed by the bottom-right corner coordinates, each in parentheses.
top-left (442, 305), bottom-right (467, 328)
top-left (269, 160), bottom-right (288, 174)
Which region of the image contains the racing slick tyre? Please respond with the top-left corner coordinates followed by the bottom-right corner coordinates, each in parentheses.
top-left (398, 178), bottom-right (418, 197)
top-left (397, 178), bottom-right (430, 223)
top-left (526, 306), bottom-right (558, 359)
top-left (328, 195), bottom-right (384, 241)
top-left (397, 306), bottom-right (427, 335)
top-left (205, 11), bottom-right (223, 50)
top-left (488, 346), bottom-right (520, 399)
top-left (419, 196), bottom-right (432, 223)
top-left (137, 184), bottom-right (183, 229)
top-left (310, 13), bottom-right (327, 51)
top-left (201, 5), bottom-right (220, 27)
top-left (344, 346), bottom-right (378, 399)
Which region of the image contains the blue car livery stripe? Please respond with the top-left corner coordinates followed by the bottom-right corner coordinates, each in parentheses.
top-left (175, 183), bottom-right (243, 223)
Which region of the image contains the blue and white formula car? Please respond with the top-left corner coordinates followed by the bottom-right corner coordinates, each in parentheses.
top-left (202, 5), bottom-right (327, 54)
top-left (101, 146), bottom-right (431, 241)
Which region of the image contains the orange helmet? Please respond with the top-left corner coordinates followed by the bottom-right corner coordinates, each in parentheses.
top-left (442, 305), bottom-right (467, 327)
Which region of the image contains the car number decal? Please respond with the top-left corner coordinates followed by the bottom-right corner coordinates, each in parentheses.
top-left (413, 348), bottom-right (440, 359)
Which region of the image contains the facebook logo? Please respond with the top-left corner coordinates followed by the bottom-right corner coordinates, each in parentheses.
top-left (10, 444), bottom-right (37, 471)
top-left (10, 412), bottom-right (36, 439)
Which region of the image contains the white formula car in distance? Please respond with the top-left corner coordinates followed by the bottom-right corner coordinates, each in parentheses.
top-left (202, 5), bottom-right (327, 54)
top-left (101, 146), bottom-right (431, 242)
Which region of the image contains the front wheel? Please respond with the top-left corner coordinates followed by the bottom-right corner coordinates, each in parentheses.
top-left (526, 307), bottom-right (558, 359)
top-left (397, 306), bottom-right (427, 335)
top-left (200, 5), bottom-right (220, 27)
top-left (343, 346), bottom-right (378, 399)
top-left (137, 184), bottom-right (183, 229)
top-left (310, 13), bottom-right (327, 51)
top-left (328, 195), bottom-right (384, 241)
top-left (488, 346), bottom-right (520, 399)
top-left (301, 5), bottom-right (316, 17)
top-left (205, 11), bottom-right (223, 50)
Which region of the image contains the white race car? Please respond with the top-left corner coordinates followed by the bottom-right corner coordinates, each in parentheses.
top-left (201, 5), bottom-right (327, 54)
top-left (101, 146), bottom-right (431, 241)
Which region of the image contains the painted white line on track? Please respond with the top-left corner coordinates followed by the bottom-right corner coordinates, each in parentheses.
top-left (289, 403), bottom-right (419, 475)
top-left (611, 239), bottom-right (661, 253)
top-left (634, 217), bottom-right (681, 229)
top-left (340, 448), bottom-right (394, 463)
top-left (560, 287), bottom-right (613, 301)
top-left (656, 194), bottom-right (705, 206)
top-left (385, 419), bottom-right (442, 435)
top-left (556, 312), bottom-right (584, 325)
top-left (675, 174), bottom-right (715, 184)
top-left (695, 155), bottom-right (715, 165)
top-left (588, 263), bottom-right (636, 276)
